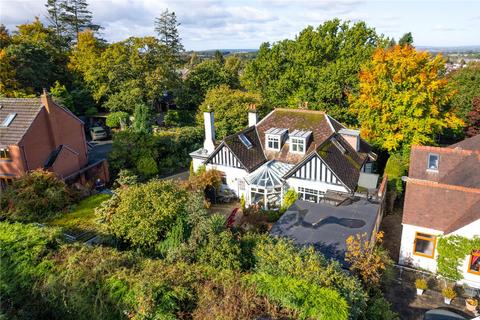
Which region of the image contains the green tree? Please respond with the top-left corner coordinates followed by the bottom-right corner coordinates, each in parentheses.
top-left (349, 45), bottom-right (463, 154)
top-left (198, 84), bottom-right (266, 139)
top-left (59, 0), bottom-right (101, 43)
top-left (49, 80), bottom-right (74, 110)
top-left (0, 24), bottom-right (11, 49)
top-left (242, 19), bottom-right (385, 124)
top-left (178, 57), bottom-right (241, 109)
top-left (132, 103), bottom-right (151, 133)
top-left (448, 62), bottom-right (480, 121)
top-left (97, 180), bottom-right (192, 251)
top-left (0, 170), bottom-right (72, 222)
top-left (154, 9), bottom-right (184, 59)
top-left (45, 0), bottom-right (66, 38)
top-left (398, 32), bottom-right (413, 46)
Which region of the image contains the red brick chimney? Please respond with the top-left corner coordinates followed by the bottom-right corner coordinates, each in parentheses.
top-left (41, 89), bottom-right (61, 147)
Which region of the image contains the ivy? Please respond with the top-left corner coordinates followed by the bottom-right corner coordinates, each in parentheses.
top-left (437, 235), bottom-right (480, 281)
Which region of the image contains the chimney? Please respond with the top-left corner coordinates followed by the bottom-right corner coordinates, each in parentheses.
top-left (203, 107), bottom-right (215, 154)
top-left (339, 129), bottom-right (360, 151)
top-left (41, 89), bottom-right (61, 147)
top-left (248, 104), bottom-right (258, 127)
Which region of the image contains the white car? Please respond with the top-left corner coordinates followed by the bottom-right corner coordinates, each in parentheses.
top-left (90, 126), bottom-right (108, 141)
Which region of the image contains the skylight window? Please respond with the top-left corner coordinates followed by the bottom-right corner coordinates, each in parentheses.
top-left (331, 138), bottom-right (346, 154)
top-left (428, 153), bottom-right (439, 170)
top-left (239, 134), bottom-right (253, 149)
top-left (1, 113), bottom-right (16, 127)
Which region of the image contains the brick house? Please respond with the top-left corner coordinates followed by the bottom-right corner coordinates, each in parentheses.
top-left (399, 135), bottom-right (480, 288)
top-left (0, 93), bottom-right (108, 190)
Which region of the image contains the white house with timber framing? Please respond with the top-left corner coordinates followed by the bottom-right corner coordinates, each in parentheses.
top-left (190, 107), bottom-right (378, 209)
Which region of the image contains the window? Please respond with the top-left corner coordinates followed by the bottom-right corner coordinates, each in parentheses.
top-left (468, 250), bottom-right (480, 275)
top-left (413, 232), bottom-right (436, 258)
top-left (1, 113), bottom-right (16, 127)
top-left (428, 153), bottom-right (439, 170)
top-left (267, 135), bottom-right (280, 150)
top-left (291, 138), bottom-right (305, 153)
top-left (239, 134), bottom-right (253, 149)
top-left (298, 187), bottom-right (325, 203)
top-left (0, 148), bottom-right (10, 160)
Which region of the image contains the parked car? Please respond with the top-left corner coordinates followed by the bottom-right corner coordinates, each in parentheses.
top-left (423, 308), bottom-right (468, 320)
top-left (90, 126), bottom-right (108, 140)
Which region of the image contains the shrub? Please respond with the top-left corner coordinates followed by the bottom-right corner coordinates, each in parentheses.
top-left (114, 169), bottom-right (139, 188)
top-left (415, 278), bottom-right (428, 290)
top-left (247, 273), bottom-right (348, 320)
top-left (384, 153), bottom-right (406, 194)
top-left (442, 287), bottom-right (456, 299)
top-left (281, 188), bottom-right (298, 212)
top-left (135, 154), bottom-right (159, 176)
top-left (97, 180), bottom-right (192, 251)
top-left (364, 291), bottom-right (399, 320)
top-left (1, 170), bottom-right (73, 222)
top-left (106, 111), bottom-right (129, 128)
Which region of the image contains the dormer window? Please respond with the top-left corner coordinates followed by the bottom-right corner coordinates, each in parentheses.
top-left (265, 128), bottom-right (288, 151)
top-left (289, 130), bottom-right (311, 154)
top-left (291, 138), bottom-right (305, 153)
top-left (428, 153), bottom-right (439, 170)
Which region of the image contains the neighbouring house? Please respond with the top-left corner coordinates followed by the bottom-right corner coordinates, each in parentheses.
top-left (190, 107), bottom-right (378, 209)
top-left (0, 92), bottom-right (109, 190)
top-left (399, 135), bottom-right (480, 289)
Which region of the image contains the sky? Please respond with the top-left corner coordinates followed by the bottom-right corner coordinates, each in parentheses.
top-left (1, 0), bottom-right (479, 50)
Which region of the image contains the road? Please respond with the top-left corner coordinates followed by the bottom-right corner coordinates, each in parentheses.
top-left (88, 139), bottom-right (112, 164)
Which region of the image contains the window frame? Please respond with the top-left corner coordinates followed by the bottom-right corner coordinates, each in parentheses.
top-left (467, 250), bottom-right (480, 275)
top-left (298, 187), bottom-right (325, 203)
top-left (290, 137), bottom-right (306, 154)
top-left (0, 148), bottom-right (11, 160)
top-left (427, 153), bottom-right (439, 171)
top-left (266, 134), bottom-right (281, 151)
top-left (413, 232), bottom-right (437, 259)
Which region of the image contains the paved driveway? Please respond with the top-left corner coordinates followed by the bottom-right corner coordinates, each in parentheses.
top-left (88, 139), bottom-right (112, 163)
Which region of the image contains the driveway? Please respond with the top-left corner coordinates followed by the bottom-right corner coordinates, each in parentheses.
top-left (88, 139), bottom-right (112, 163)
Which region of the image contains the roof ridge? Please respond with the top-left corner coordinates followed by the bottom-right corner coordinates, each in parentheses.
top-left (412, 145), bottom-right (479, 155)
top-left (407, 178), bottom-right (480, 193)
top-left (273, 107), bottom-right (325, 114)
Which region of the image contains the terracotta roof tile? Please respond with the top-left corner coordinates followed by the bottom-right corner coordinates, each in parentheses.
top-left (0, 98), bottom-right (42, 146)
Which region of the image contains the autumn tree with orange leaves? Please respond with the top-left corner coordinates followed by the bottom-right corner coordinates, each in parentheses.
top-left (349, 45), bottom-right (463, 156)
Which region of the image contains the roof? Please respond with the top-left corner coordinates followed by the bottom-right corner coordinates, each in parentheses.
top-left (222, 126), bottom-right (267, 172)
top-left (270, 199), bottom-right (381, 266)
top-left (0, 98), bottom-right (42, 146)
top-left (245, 160), bottom-right (294, 187)
top-left (409, 145), bottom-right (480, 188)
top-left (448, 134), bottom-right (480, 151)
top-left (316, 134), bottom-right (367, 191)
top-left (403, 179), bottom-right (480, 233)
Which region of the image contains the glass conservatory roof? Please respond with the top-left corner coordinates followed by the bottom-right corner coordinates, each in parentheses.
top-left (245, 160), bottom-right (293, 188)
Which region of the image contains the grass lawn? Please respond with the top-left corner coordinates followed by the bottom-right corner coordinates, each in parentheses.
top-left (48, 193), bottom-right (111, 234)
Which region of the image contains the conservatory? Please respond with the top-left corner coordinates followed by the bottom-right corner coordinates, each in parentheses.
top-left (245, 160), bottom-right (293, 209)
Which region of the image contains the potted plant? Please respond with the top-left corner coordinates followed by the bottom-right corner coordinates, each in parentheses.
top-left (415, 278), bottom-right (428, 295)
top-left (442, 287), bottom-right (456, 305)
top-left (466, 298), bottom-right (478, 312)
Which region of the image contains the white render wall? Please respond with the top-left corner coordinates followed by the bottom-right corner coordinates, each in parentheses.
top-left (206, 163), bottom-right (248, 198)
top-left (192, 157), bottom-right (205, 172)
top-left (286, 177), bottom-right (349, 194)
top-left (399, 221), bottom-right (480, 289)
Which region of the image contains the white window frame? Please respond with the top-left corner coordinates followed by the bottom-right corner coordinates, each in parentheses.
top-left (290, 137), bottom-right (306, 154)
top-left (298, 187), bottom-right (325, 203)
top-left (427, 153), bottom-right (439, 171)
top-left (266, 134), bottom-right (281, 151)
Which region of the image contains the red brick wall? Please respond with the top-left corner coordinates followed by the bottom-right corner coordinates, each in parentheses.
top-left (51, 146), bottom-right (82, 178)
top-left (0, 145), bottom-right (26, 177)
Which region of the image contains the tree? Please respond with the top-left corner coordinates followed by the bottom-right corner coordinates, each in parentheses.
top-left (49, 80), bottom-right (74, 110)
top-left (242, 19), bottom-right (386, 124)
top-left (97, 180), bottom-right (193, 251)
top-left (154, 9), bottom-right (184, 58)
top-left (132, 103), bottom-right (151, 133)
top-left (59, 0), bottom-right (101, 43)
top-left (0, 170), bottom-right (72, 222)
top-left (465, 97), bottom-right (480, 137)
top-left (349, 45), bottom-right (463, 154)
top-left (398, 32), bottom-right (413, 46)
top-left (198, 84), bottom-right (267, 139)
top-left (345, 232), bottom-right (392, 288)
top-left (448, 62), bottom-right (480, 121)
top-left (0, 24), bottom-right (11, 49)
top-left (45, 0), bottom-right (66, 38)
top-left (178, 58), bottom-right (241, 109)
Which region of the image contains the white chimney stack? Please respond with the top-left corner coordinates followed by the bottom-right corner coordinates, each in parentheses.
top-left (248, 104), bottom-right (258, 127)
top-left (203, 108), bottom-right (215, 154)
top-left (339, 129), bottom-right (360, 151)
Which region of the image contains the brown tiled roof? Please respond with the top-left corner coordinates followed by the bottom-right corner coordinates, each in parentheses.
top-left (409, 145), bottom-right (480, 188)
top-left (256, 109), bottom-right (334, 164)
top-left (402, 178), bottom-right (480, 233)
top-left (222, 126), bottom-right (267, 172)
top-left (0, 98), bottom-right (42, 146)
top-left (315, 134), bottom-right (367, 191)
top-left (448, 134), bottom-right (480, 151)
